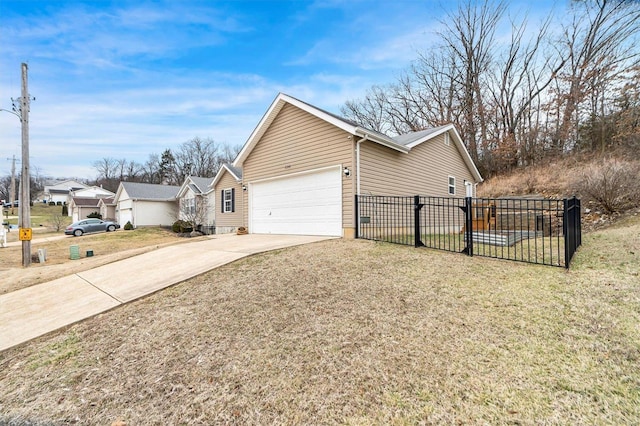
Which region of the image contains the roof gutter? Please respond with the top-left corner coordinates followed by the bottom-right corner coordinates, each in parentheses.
top-left (354, 127), bottom-right (409, 153)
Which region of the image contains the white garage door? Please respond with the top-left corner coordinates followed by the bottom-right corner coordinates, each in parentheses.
top-left (250, 167), bottom-right (342, 236)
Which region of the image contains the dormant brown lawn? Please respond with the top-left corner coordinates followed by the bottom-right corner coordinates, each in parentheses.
top-left (0, 227), bottom-right (199, 294)
top-left (1, 216), bottom-right (639, 425)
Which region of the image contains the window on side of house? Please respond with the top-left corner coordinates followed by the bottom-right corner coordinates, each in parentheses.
top-left (448, 176), bottom-right (456, 195)
top-left (182, 197), bottom-right (195, 215)
top-left (222, 188), bottom-right (235, 213)
top-left (444, 132), bottom-right (450, 146)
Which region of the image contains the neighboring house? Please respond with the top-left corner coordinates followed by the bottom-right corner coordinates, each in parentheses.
top-left (113, 182), bottom-right (180, 228)
top-left (176, 176), bottom-right (215, 233)
top-left (97, 197), bottom-right (116, 221)
top-left (68, 197), bottom-right (102, 222)
top-left (214, 93), bottom-right (483, 237)
top-left (66, 186), bottom-right (116, 218)
top-left (211, 164), bottom-right (243, 234)
top-left (43, 179), bottom-right (88, 204)
top-left (67, 186), bottom-right (115, 205)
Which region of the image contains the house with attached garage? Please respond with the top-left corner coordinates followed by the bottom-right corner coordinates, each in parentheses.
top-left (42, 179), bottom-right (88, 204)
top-left (97, 197), bottom-right (116, 221)
top-left (67, 186), bottom-right (116, 221)
top-left (68, 197), bottom-right (101, 222)
top-left (113, 182), bottom-right (180, 228)
top-left (176, 176), bottom-right (216, 234)
top-left (214, 93), bottom-right (483, 238)
top-left (66, 185), bottom-right (115, 206)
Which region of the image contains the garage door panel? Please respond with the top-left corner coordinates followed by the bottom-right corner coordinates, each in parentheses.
top-left (250, 168), bottom-right (342, 236)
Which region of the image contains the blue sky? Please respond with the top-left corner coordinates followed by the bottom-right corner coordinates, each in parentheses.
top-left (0, 0), bottom-right (550, 179)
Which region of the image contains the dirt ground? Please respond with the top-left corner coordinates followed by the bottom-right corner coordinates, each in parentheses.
top-left (1, 217), bottom-right (639, 425)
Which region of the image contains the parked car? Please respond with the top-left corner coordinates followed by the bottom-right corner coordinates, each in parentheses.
top-left (65, 219), bottom-right (120, 236)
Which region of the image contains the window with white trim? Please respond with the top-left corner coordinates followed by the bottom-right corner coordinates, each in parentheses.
top-left (448, 176), bottom-right (456, 195)
top-left (223, 189), bottom-right (233, 213)
top-left (182, 197), bottom-right (195, 215)
top-left (444, 132), bottom-right (450, 146)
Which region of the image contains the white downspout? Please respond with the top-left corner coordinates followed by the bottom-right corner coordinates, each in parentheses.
top-left (356, 135), bottom-right (368, 196)
top-left (355, 135), bottom-right (368, 237)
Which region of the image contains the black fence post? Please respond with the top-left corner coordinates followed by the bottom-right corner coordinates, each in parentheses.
top-left (577, 197), bottom-right (582, 248)
top-left (563, 196), bottom-right (583, 268)
top-left (463, 196), bottom-right (474, 257)
top-left (414, 195), bottom-right (424, 248)
top-left (354, 194), bottom-right (359, 239)
top-left (563, 198), bottom-right (570, 268)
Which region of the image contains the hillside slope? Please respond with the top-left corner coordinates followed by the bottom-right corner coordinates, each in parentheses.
top-left (478, 153), bottom-right (640, 230)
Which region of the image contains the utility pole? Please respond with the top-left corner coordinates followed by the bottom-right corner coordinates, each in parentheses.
top-left (20, 63), bottom-right (32, 267)
top-left (1, 63), bottom-right (33, 266)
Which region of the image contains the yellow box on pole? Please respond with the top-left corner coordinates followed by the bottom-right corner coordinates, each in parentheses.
top-left (19, 227), bottom-right (32, 241)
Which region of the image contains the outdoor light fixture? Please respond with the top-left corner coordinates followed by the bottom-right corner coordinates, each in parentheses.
top-left (343, 167), bottom-right (351, 177)
top-left (242, 184), bottom-right (247, 191)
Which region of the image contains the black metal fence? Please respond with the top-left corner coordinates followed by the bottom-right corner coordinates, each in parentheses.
top-left (356, 195), bottom-right (582, 268)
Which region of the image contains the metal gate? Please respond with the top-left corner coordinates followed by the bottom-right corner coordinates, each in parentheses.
top-left (356, 195), bottom-right (582, 268)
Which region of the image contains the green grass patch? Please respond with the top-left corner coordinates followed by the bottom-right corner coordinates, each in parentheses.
top-left (27, 332), bottom-right (81, 370)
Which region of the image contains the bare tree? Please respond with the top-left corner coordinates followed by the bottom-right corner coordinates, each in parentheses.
top-left (551, 0), bottom-right (640, 153)
top-left (178, 194), bottom-right (210, 233)
top-left (342, 86), bottom-right (393, 133)
top-left (174, 137), bottom-right (221, 181)
top-left (341, 0), bottom-right (640, 176)
top-left (219, 143), bottom-right (242, 165)
top-left (488, 13), bottom-right (565, 170)
top-left (49, 212), bottom-right (68, 232)
top-left (93, 157), bottom-right (118, 182)
top-left (92, 157), bottom-right (120, 191)
top-left (438, 0), bottom-right (507, 163)
top-left (141, 153), bottom-right (162, 184)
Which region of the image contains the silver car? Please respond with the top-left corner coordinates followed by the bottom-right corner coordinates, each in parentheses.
top-left (65, 218), bottom-right (120, 236)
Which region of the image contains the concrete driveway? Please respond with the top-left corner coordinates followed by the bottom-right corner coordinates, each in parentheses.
top-left (0, 233), bottom-right (333, 352)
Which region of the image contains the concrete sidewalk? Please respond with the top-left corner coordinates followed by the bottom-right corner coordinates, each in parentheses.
top-left (0, 234), bottom-right (332, 352)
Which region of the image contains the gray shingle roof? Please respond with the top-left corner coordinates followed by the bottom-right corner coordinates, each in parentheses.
top-left (189, 176), bottom-right (215, 193)
top-left (98, 197), bottom-right (115, 205)
top-left (392, 125), bottom-right (450, 146)
top-left (121, 182), bottom-right (180, 200)
top-left (224, 164), bottom-right (243, 179)
top-left (72, 197), bottom-right (100, 207)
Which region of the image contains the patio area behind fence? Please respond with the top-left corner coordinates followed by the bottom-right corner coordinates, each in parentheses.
top-left (356, 195), bottom-right (582, 268)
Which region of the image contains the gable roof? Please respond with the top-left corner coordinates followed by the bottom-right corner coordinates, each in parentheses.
top-left (392, 125), bottom-right (450, 146)
top-left (393, 124), bottom-right (482, 181)
top-left (176, 176), bottom-right (215, 198)
top-left (44, 179), bottom-right (88, 192)
top-left (69, 186), bottom-right (116, 198)
top-left (232, 93), bottom-right (482, 182)
top-left (211, 163), bottom-right (243, 188)
top-left (233, 93), bottom-right (409, 167)
top-left (97, 197), bottom-right (115, 206)
top-left (70, 197), bottom-right (101, 207)
top-left (115, 182), bottom-right (180, 202)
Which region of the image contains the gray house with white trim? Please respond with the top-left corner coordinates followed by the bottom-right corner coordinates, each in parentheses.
top-left (113, 182), bottom-right (180, 228)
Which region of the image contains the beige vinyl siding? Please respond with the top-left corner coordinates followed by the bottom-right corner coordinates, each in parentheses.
top-left (360, 132), bottom-right (475, 197)
top-left (215, 171), bottom-right (243, 230)
top-left (242, 103), bottom-right (355, 231)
